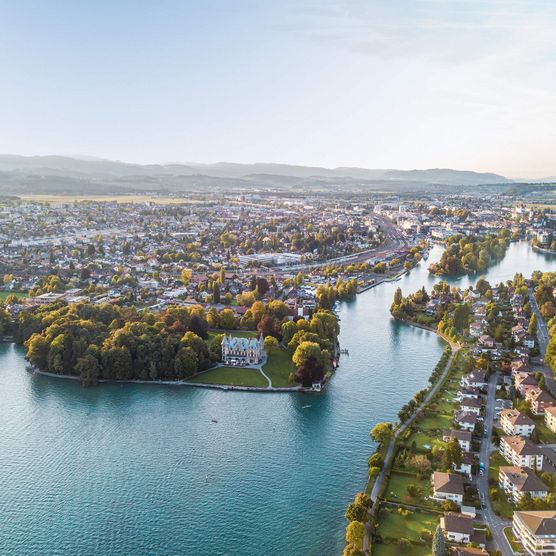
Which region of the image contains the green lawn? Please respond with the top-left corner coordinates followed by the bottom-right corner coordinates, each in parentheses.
top-left (418, 412), bottom-right (453, 432)
top-left (373, 543), bottom-right (431, 556)
top-left (375, 505), bottom-right (439, 543)
top-left (262, 348), bottom-right (295, 387)
top-left (533, 416), bottom-right (555, 444)
top-left (504, 526), bottom-right (524, 553)
top-left (489, 452), bottom-right (515, 519)
top-left (489, 450), bottom-right (507, 473)
top-left (432, 396), bottom-right (459, 415)
top-left (405, 430), bottom-right (445, 452)
top-left (187, 367), bottom-right (268, 387)
top-left (0, 291), bottom-right (27, 300)
top-left (383, 472), bottom-right (433, 507)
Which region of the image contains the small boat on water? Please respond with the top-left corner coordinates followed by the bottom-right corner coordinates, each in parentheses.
top-left (211, 418), bottom-right (218, 423)
top-left (302, 405), bottom-right (312, 409)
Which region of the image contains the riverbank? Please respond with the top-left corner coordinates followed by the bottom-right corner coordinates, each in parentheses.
top-left (359, 318), bottom-right (460, 554)
top-left (532, 244), bottom-right (556, 256)
top-left (391, 317), bottom-right (459, 347)
top-left (357, 268), bottom-right (409, 293)
top-left (27, 363), bottom-right (307, 393)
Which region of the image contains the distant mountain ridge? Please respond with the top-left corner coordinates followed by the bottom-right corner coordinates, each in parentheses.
top-left (0, 154), bottom-right (513, 186)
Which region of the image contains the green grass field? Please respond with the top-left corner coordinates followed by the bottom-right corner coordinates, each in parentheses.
top-left (405, 430), bottom-right (445, 452)
top-left (263, 348), bottom-right (295, 387)
top-left (0, 291), bottom-right (27, 300)
top-left (533, 415), bottom-right (555, 444)
top-left (372, 543), bottom-right (430, 556)
top-left (489, 451), bottom-right (515, 519)
top-left (504, 526), bottom-right (524, 553)
top-left (187, 366), bottom-right (268, 387)
top-left (375, 505), bottom-right (439, 543)
top-left (418, 412), bottom-right (452, 432)
top-left (383, 472), bottom-right (433, 506)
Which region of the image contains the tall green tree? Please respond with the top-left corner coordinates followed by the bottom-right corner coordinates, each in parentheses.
top-left (432, 525), bottom-right (446, 556)
top-left (369, 422), bottom-right (393, 445)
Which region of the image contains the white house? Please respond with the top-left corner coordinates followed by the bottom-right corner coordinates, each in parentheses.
top-left (432, 472), bottom-right (464, 506)
top-left (500, 436), bottom-right (544, 470)
top-left (460, 397), bottom-right (482, 415)
top-left (513, 510), bottom-right (556, 556)
top-left (440, 512), bottom-right (473, 544)
top-left (460, 370), bottom-right (487, 389)
top-left (453, 452), bottom-right (474, 478)
top-left (544, 406), bottom-right (556, 433)
top-left (443, 429), bottom-right (472, 452)
top-left (499, 466), bottom-right (548, 503)
top-left (440, 512), bottom-right (486, 548)
top-left (455, 411), bottom-right (478, 432)
top-left (500, 409), bottom-right (536, 437)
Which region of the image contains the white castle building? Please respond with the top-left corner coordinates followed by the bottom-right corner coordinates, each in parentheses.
top-left (221, 334), bottom-right (265, 366)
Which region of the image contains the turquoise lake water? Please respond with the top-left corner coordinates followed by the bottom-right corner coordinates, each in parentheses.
top-left (1, 240), bottom-right (556, 555)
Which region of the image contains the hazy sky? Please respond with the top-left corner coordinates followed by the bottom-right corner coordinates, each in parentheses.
top-left (1, 0), bottom-right (555, 177)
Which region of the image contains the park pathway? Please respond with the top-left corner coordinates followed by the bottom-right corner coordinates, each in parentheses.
top-left (258, 366), bottom-right (272, 388)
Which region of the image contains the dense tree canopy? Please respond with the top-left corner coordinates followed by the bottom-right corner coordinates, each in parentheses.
top-left (429, 232), bottom-right (509, 277)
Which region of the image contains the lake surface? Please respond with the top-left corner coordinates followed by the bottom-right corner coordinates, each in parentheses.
top-left (1, 240), bottom-right (556, 555)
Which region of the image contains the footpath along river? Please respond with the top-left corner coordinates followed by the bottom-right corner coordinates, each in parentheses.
top-left (0, 240), bottom-right (555, 555)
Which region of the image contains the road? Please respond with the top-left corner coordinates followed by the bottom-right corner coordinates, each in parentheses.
top-left (477, 372), bottom-right (513, 556)
top-left (528, 288), bottom-right (556, 396)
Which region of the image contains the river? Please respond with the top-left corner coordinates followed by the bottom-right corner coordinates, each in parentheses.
top-left (1, 240), bottom-right (555, 555)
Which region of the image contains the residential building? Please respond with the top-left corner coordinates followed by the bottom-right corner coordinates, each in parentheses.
top-left (500, 436), bottom-right (544, 470)
top-left (450, 549), bottom-right (488, 556)
top-left (526, 388), bottom-right (556, 416)
top-left (544, 406), bottom-right (556, 433)
top-left (443, 429), bottom-right (472, 452)
top-left (460, 369), bottom-right (487, 389)
top-left (513, 510), bottom-right (556, 556)
top-left (499, 466), bottom-right (548, 503)
top-left (500, 409), bottom-right (535, 437)
top-left (478, 335), bottom-right (495, 349)
top-left (440, 512), bottom-right (473, 544)
top-left (515, 373), bottom-right (538, 397)
top-left (453, 452), bottom-right (474, 478)
top-left (460, 397), bottom-right (482, 415)
top-left (455, 411), bottom-right (478, 432)
top-left (432, 472), bottom-right (464, 506)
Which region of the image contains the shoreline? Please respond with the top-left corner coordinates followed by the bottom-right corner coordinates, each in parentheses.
top-left (356, 267), bottom-right (409, 293)
top-left (361, 317), bottom-right (459, 552)
top-left (26, 364), bottom-right (308, 393)
top-left (532, 244), bottom-right (556, 256)
top-left (13, 251), bottom-right (422, 394)
top-left (391, 316), bottom-right (457, 346)
top-left (17, 267), bottom-right (408, 394)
